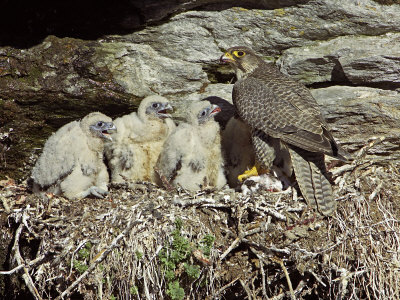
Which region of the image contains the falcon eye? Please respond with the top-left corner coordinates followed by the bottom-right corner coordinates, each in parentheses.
top-left (201, 110), bottom-right (206, 116)
top-left (97, 121), bottom-right (104, 127)
top-left (152, 103), bottom-right (159, 108)
top-left (234, 50), bottom-right (246, 57)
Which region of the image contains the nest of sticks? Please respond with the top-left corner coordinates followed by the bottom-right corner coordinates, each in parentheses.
top-left (1, 137), bottom-right (399, 299)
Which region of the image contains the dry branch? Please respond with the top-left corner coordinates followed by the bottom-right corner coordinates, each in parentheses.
top-left (54, 219), bottom-right (143, 300)
top-left (1, 154), bottom-right (399, 299)
top-left (12, 217), bottom-right (43, 300)
top-left (272, 257), bottom-right (295, 300)
top-left (0, 254), bottom-right (47, 275)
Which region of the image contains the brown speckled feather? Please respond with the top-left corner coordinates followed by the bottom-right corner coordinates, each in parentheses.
top-left (223, 46), bottom-right (351, 216)
top-left (233, 63), bottom-right (345, 158)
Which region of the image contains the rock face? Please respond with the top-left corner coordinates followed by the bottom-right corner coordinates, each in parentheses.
top-left (312, 86), bottom-right (400, 160)
top-left (1, 0), bottom-right (400, 180)
top-left (277, 33), bottom-right (400, 87)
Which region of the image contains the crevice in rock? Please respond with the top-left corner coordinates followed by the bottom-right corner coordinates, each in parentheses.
top-left (203, 65), bottom-right (236, 85)
top-left (0, 0), bottom-right (313, 49)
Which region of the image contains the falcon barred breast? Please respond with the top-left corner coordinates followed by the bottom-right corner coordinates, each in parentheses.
top-left (220, 46), bottom-right (352, 216)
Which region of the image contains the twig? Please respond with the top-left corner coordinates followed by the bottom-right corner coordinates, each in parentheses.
top-left (286, 206), bottom-right (306, 213)
top-left (332, 136), bottom-right (385, 178)
top-left (272, 257), bottom-right (295, 300)
top-left (270, 293), bottom-right (285, 300)
top-left (219, 226), bottom-right (263, 261)
top-left (68, 239), bottom-right (89, 279)
top-left (309, 270), bottom-right (326, 288)
top-left (0, 254), bottom-right (47, 275)
top-left (369, 182), bottom-right (383, 201)
top-left (220, 237), bottom-right (240, 261)
top-left (143, 268), bottom-right (151, 300)
top-left (239, 279), bottom-right (253, 300)
top-left (256, 206), bottom-right (286, 221)
top-left (55, 219), bottom-right (142, 300)
top-left (219, 204), bottom-right (246, 261)
top-left (355, 136), bottom-right (386, 159)
top-left (154, 166), bottom-right (175, 192)
top-left (259, 258), bottom-right (267, 299)
top-left (172, 196), bottom-right (216, 207)
top-left (293, 279), bottom-right (307, 296)
top-left (12, 221), bottom-right (43, 300)
top-left (250, 248), bottom-right (268, 299)
top-left (331, 162), bottom-right (371, 178)
top-left (243, 239), bottom-right (291, 256)
top-left (0, 195), bottom-right (11, 214)
top-left (200, 203), bottom-right (231, 209)
top-left (214, 276), bottom-right (240, 296)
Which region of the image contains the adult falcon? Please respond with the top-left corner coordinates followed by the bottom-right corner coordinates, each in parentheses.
top-left (220, 46), bottom-right (352, 216)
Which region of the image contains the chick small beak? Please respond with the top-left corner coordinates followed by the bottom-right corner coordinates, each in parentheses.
top-left (158, 103), bottom-right (173, 118)
top-left (103, 123), bottom-right (117, 141)
top-left (220, 52), bottom-right (234, 64)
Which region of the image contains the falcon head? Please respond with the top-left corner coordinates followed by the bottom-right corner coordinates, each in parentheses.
top-left (139, 95), bottom-right (173, 120)
top-left (220, 46), bottom-right (263, 79)
top-left (89, 120), bottom-right (117, 141)
top-left (146, 101), bottom-right (173, 119)
top-left (197, 103), bottom-right (221, 125)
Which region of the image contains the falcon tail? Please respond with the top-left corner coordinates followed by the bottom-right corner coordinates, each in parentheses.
top-left (288, 147), bottom-right (336, 216)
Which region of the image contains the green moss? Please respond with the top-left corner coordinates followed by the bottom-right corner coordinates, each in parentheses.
top-left (274, 8), bottom-right (286, 17)
top-left (73, 260), bottom-right (88, 274)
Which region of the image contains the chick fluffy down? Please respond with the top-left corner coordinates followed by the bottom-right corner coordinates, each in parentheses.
top-left (31, 112), bottom-right (113, 200)
top-left (156, 101), bottom-right (226, 191)
top-left (105, 95), bottom-right (175, 184)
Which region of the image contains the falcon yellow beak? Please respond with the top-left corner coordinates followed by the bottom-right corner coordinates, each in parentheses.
top-left (220, 52), bottom-right (235, 64)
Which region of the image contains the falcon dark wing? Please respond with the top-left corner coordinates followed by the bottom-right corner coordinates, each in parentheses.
top-left (221, 46), bottom-right (352, 216)
top-left (233, 75), bottom-right (347, 160)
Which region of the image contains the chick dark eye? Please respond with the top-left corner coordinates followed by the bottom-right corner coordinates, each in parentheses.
top-left (152, 103), bottom-right (159, 108)
top-left (97, 121), bottom-right (104, 127)
top-left (201, 111), bottom-right (206, 116)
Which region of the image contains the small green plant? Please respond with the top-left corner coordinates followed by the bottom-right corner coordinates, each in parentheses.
top-left (130, 285), bottom-right (138, 295)
top-left (78, 242), bottom-right (92, 259)
top-left (73, 259), bottom-right (88, 274)
top-left (184, 263), bottom-right (200, 280)
top-left (73, 242), bottom-right (92, 274)
top-left (200, 234), bottom-right (215, 257)
top-left (167, 281), bottom-right (185, 300)
top-left (135, 250), bottom-right (143, 260)
top-left (159, 218), bottom-right (215, 299)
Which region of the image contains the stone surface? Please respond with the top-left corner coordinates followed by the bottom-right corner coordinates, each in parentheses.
top-left (311, 86), bottom-right (400, 159)
top-left (277, 33), bottom-right (400, 87)
top-left (126, 0), bottom-right (400, 58)
top-left (1, 0), bottom-right (400, 180)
